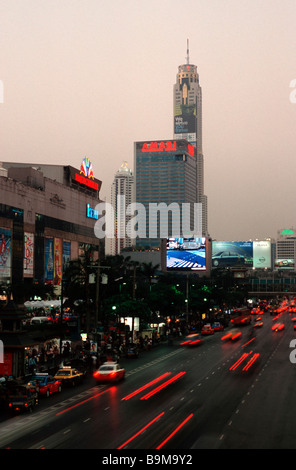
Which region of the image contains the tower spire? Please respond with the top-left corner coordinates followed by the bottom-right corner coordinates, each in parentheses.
top-left (186, 38), bottom-right (190, 65)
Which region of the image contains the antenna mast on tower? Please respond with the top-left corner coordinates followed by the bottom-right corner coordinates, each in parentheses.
top-left (186, 38), bottom-right (190, 64)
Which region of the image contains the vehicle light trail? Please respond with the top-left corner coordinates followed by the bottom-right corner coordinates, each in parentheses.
top-left (229, 353), bottom-right (250, 371)
top-left (188, 340), bottom-right (202, 346)
top-left (56, 388), bottom-right (109, 415)
top-left (221, 333), bottom-right (232, 341)
top-left (140, 372), bottom-right (186, 400)
top-left (242, 353), bottom-right (260, 371)
top-left (241, 337), bottom-right (255, 347)
top-left (117, 412), bottom-right (165, 449)
top-left (121, 373), bottom-right (171, 401)
top-left (231, 332), bottom-right (242, 340)
top-left (156, 413), bottom-right (194, 449)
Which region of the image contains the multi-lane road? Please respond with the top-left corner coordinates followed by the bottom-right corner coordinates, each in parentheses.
top-left (1, 311), bottom-right (296, 450)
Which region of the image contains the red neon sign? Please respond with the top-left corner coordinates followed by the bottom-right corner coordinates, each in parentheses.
top-left (142, 141), bottom-right (177, 153)
top-left (74, 173), bottom-right (99, 191)
top-left (188, 144), bottom-right (195, 156)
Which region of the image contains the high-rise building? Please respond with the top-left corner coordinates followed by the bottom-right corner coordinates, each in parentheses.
top-left (173, 40), bottom-right (208, 236)
top-left (134, 139), bottom-right (201, 249)
top-left (275, 229), bottom-right (296, 271)
top-left (106, 162), bottom-right (134, 255)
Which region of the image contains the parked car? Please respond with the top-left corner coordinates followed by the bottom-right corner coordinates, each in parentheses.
top-left (26, 373), bottom-right (62, 397)
top-left (201, 324), bottom-right (214, 335)
top-left (7, 384), bottom-right (38, 413)
top-left (54, 366), bottom-right (84, 386)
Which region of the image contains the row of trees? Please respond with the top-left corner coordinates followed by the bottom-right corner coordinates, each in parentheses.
top-left (61, 249), bottom-right (249, 335)
top-left (6, 248), bottom-right (249, 335)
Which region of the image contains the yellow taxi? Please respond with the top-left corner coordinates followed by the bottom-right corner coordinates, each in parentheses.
top-left (54, 366), bottom-right (84, 386)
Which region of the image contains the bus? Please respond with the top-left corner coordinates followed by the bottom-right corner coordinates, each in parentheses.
top-left (229, 307), bottom-right (251, 326)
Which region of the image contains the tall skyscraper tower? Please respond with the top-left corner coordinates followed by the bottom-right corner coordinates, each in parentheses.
top-left (173, 40), bottom-right (208, 236)
top-left (134, 139), bottom-right (201, 249)
top-left (105, 161), bottom-right (134, 256)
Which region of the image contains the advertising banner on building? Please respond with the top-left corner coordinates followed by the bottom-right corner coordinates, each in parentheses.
top-left (0, 352), bottom-right (13, 376)
top-left (275, 259), bottom-right (295, 269)
top-left (253, 241), bottom-right (271, 269)
top-left (44, 237), bottom-right (54, 282)
top-left (63, 241), bottom-right (71, 272)
top-left (174, 104), bottom-right (196, 135)
top-left (212, 241), bottom-right (253, 268)
top-left (0, 228), bottom-right (11, 282)
top-left (24, 232), bottom-right (34, 277)
top-left (54, 238), bottom-right (63, 286)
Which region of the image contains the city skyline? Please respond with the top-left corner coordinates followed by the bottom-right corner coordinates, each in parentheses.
top-left (0, 0), bottom-right (295, 242)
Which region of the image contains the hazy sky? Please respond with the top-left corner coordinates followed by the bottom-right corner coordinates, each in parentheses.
top-left (0, 0), bottom-right (295, 241)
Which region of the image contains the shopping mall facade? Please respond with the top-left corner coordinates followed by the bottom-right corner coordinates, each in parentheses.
top-left (0, 159), bottom-right (102, 289)
top-left (0, 158), bottom-right (103, 377)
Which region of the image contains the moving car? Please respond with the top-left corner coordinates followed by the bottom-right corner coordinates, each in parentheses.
top-left (272, 323), bottom-right (285, 332)
top-left (253, 321), bottom-right (263, 328)
top-left (180, 334), bottom-right (203, 347)
top-left (27, 373), bottom-right (62, 397)
top-left (201, 324), bottom-right (214, 335)
top-left (54, 366), bottom-right (84, 386)
top-left (93, 362), bottom-right (125, 383)
top-left (221, 328), bottom-right (242, 342)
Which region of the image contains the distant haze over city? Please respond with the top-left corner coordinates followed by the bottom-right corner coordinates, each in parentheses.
top-left (1, 0), bottom-right (295, 241)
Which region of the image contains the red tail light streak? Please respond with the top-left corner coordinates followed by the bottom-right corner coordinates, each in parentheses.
top-left (140, 372), bottom-right (186, 400)
top-left (117, 412), bottom-right (165, 449)
top-left (156, 413), bottom-right (194, 449)
top-left (221, 332), bottom-right (232, 341)
top-left (229, 353), bottom-right (250, 371)
top-left (242, 353), bottom-right (260, 371)
top-left (121, 373), bottom-right (171, 401)
top-left (272, 323), bottom-right (285, 331)
top-left (229, 352), bottom-right (260, 372)
top-left (231, 332), bottom-right (242, 341)
top-left (187, 339), bottom-right (202, 346)
top-left (241, 337), bottom-right (255, 347)
top-left (56, 388), bottom-right (109, 415)
top-left (221, 331), bottom-right (242, 342)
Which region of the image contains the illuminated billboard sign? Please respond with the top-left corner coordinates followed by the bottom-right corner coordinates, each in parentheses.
top-left (138, 140), bottom-right (196, 156)
top-left (141, 141), bottom-right (177, 153)
top-left (174, 106), bottom-right (196, 135)
top-left (212, 241), bottom-right (253, 268)
top-left (253, 241), bottom-right (271, 268)
top-left (80, 157), bottom-right (94, 179)
top-left (86, 204), bottom-right (99, 220)
top-left (74, 173), bottom-right (99, 190)
top-left (275, 259), bottom-right (295, 269)
top-left (70, 158), bottom-right (101, 192)
top-left (166, 237), bottom-right (206, 271)
top-left (212, 241), bottom-right (271, 269)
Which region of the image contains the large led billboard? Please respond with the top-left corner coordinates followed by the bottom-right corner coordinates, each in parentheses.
top-left (166, 237), bottom-right (206, 271)
top-left (212, 241), bottom-right (271, 269)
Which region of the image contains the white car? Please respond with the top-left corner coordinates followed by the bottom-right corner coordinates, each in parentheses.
top-left (93, 362), bottom-right (125, 383)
